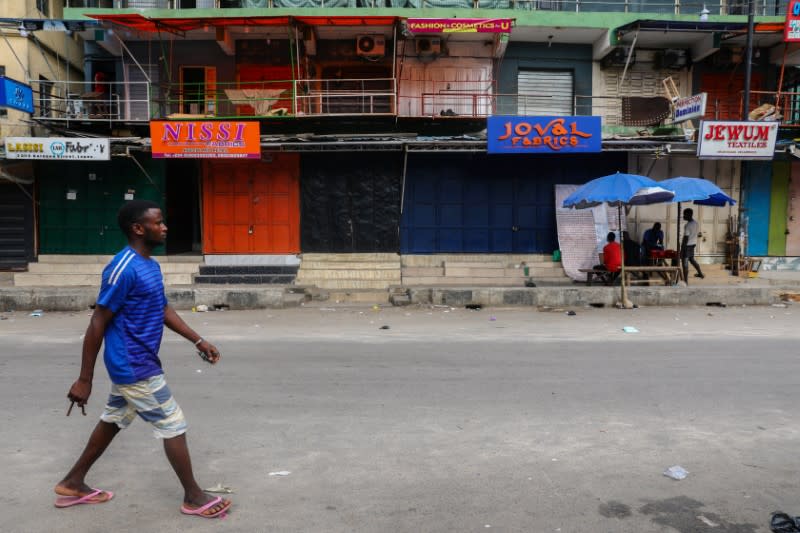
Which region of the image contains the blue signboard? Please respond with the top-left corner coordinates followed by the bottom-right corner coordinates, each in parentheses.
top-left (0, 76), bottom-right (34, 114)
top-left (487, 115), bottom-right (602, 154)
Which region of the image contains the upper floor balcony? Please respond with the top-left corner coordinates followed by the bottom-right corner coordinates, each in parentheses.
top-left (64, 0), bottom-right (788, 16)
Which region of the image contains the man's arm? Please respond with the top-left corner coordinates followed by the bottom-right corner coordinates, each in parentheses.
top-left (67, 305), bottom-right (114, 406)
top-left (163, 305), bottom-right (221, 364)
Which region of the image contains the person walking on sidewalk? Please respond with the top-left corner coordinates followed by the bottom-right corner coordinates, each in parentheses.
top-left (681, 208), bottom-right (704, 282)
top-left (54, 200), bottom-right (232, 519)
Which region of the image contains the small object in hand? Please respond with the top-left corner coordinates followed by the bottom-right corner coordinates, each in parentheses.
top-left (198, 350), bottom-right (211, 363)
top-left (67, 401), bottom-right (86, 416)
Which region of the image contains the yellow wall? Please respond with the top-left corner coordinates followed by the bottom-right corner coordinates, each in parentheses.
top-left (0, 0), bottom-right (84, 136)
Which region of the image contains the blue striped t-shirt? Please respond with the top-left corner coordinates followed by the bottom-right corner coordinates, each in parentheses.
top-left (97, 246), bottom-right (167, 384)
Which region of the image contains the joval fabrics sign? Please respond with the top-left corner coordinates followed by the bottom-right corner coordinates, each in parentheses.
top-left (150, 121), bottom-right (261, 159)
top-left (487, 116), bottom-right (602, 154)
top-left (0, 76), bottom-right (34, 114)
top-left (697, 120), bottom-right (779, 160)
top-left (5, 137), bottom-right (110, 160)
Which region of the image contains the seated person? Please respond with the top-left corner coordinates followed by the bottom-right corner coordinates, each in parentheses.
top-left (642, 222), bottom-right (664, 261)
top-left (622, 231), bottom-right (643, 267)
top-left (592, 232), bottom-right (622, 285)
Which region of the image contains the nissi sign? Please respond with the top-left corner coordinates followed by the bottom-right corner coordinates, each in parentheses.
top-left (697, 120), bottom-right (779, 160)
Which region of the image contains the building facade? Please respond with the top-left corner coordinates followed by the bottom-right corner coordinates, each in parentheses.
top-left (1, 0), bottom-right (795, 284)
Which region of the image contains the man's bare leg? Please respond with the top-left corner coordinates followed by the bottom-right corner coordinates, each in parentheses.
top-left (163, 433), bottom-right (230, 515)
top-left (54, 420), bottom-right (119, 499)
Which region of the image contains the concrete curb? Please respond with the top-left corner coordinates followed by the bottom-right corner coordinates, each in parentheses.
top-left (0, 284), bottom-right (794, 311)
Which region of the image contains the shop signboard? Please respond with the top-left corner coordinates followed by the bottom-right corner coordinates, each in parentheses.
top-left (673, 93), bottom-right (707, 123)
top-left (786, 0), bottom-right (800, 41)
top-left (5, 137), bottom-right (110, 160)
top-left (150, 120), bottom-right (261, 159)
top-left (0, 76), bottom-right (34, 114)
top-left (697, 120), bottom-right (779, 160)
top-left (487, 116), bottom-right (602, 154)
top-left (406, 18), bottom-right (513, 33)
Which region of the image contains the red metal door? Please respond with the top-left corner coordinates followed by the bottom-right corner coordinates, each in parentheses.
top-left (203, 154), bottom-right (299, 253)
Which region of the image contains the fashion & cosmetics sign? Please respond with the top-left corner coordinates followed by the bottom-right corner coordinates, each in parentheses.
top-left (697, 120), bottom-right (779, 160)
top-left (406, 18), bottom-right (513, 34)
top-left (150, 120), bottom-right (261, 159)
top-left (487, 116), bottom-right (602, 154)
top-left (5, 137), bottom-right (110, 160)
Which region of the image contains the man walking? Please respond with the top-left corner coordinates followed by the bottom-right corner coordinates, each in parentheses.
top-left (681, 208), bottom-right (704, 282)
top-left (54, 200), bottom-right (232, 519)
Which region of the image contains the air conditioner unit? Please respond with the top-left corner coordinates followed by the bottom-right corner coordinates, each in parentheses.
top-left (416, 37), bottom-right (441, 56)
top-left (601, 47), bottom-right (635, 69)
top-left (654, 49), bottom-right (688, 70)
top-left (356, 35), bottom-right (385, 58)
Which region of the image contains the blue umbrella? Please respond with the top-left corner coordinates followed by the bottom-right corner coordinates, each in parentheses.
top-left (562, 172), bottom-right (674, 209)
top-left (562, 172), bottom-right (675, 308)
top-left (658, 177), bottom-right (736, 206)
top-left (659, 177), bottom-right (737, 269)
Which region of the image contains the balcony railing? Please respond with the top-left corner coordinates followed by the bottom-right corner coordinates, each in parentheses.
top-left (27, 79), bottom-right (152, 124)
top-left (64, 0), bottom-right (787, 16)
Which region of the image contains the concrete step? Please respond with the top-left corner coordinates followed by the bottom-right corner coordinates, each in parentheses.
top-left (299, 261), bottom-right (401, 270)
top-left (312, 279), bottom-right (399, 290)
top-left (402, 254), bottom-right (555, 267)
top-left (296, 269), bottom-right (400, 281)
top-left (300, 253), bottom-right (400, 262)
top-left (195, 274), bottom-right (296, 285)
top-left (37, 254), bottom-right (202, 264)
top-left (198, 265), bottom-right (298, 276)
top-left (28, 262), bottom-right (200, 274)
top-left (402, 276), bottom-right (529, 287)
top-left (13, 272), bottom-right (193, 287)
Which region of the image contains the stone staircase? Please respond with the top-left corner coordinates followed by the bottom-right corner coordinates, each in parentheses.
top-left (401, 254), bottom-right (569, 286)
top-left (13, 255), bottom-right (201, 287)
top-left (194, 265), bottom-right (299, 285)
top-left (294, 253), bottom-right (402, 290)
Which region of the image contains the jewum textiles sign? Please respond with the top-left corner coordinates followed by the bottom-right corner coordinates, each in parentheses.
top-left (673, 93), bottom-right (707, 123)
top-left (0, 76), bottom-right (34, 114)
top-left (488, 116), bottom-right (602, 154)
top-left (697, 121), bottom-right (779, 160)
top-left (150, 121), bottom-right (261, 159)
top-left (786, 0), bottom-right (800, 41)
top-left (5, 137), bottom-right (110, 160)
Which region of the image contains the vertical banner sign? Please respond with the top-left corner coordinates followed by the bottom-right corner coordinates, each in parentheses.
top-left (150, 121), bottom-right (261, 159)
top-left (786, 0), bottom-right (800, 41)
top-left (488, 116), bottom-right (602, 154)
top-left (0, 76), bottom-right (34, 114)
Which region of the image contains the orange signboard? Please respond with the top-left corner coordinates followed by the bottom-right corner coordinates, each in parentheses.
top-left (150, 120), bottom-right (261, 159)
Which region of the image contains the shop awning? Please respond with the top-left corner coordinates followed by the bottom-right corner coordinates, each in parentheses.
top-left (89, 13), bottom-right (400, 34)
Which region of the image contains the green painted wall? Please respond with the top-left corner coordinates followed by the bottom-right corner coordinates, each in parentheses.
top-left (768, 160), bottom-right (789, 256)
top-left (38, 156), bottom-right (165, 254)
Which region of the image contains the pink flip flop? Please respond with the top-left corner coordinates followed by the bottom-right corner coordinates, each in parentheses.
top-left (180, 496), bottom-right (230, 519)
top-left (54, 488), bottom-right (114, 508)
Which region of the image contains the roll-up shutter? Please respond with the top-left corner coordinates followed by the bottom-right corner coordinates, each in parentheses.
top-left (517, 70), bottom-right (573, 116)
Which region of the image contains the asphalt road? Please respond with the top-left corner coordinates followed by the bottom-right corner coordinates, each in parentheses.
top-left (1, 303), bottom-right (798, 533)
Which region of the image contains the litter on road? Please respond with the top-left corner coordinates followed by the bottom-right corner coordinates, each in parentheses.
top-left (622, 326), bottom-right (639, 333)
top-left (663, 465), bottom-right (689, 480)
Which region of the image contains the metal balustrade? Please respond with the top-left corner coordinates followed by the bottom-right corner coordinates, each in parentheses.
top-left (26, 79), bottom-right (152, 124)
top-left (63, 0), bottom-right (787, 15)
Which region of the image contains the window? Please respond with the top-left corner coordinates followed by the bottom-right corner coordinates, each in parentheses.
top-left (36, 0), bottom-right (49, 17)
top-left (39, 75), bottom-right (53, 118)
top-left (517, 70), bottom-right (574, 116)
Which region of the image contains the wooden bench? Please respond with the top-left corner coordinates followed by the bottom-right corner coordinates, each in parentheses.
top-left (623, 266), bottom-right (682, 286)
top-left (579, 268), bottom-right (619, 286)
